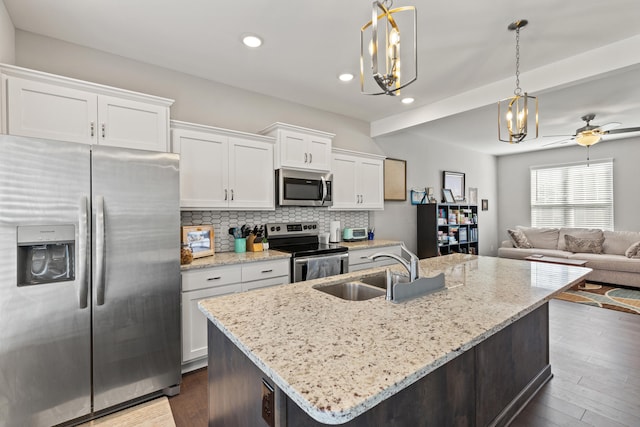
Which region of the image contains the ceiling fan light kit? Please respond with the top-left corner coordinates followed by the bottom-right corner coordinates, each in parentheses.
top-left (360, 0), bottom-right (417, 96)
top-left (498, 19), bottom-right (539, 144)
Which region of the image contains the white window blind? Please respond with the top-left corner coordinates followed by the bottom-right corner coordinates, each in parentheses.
top-left (530, 159), bottom-right (613, 230)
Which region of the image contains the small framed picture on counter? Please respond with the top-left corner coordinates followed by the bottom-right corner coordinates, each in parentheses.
top-left (181, 225), bottom-right (214, 258)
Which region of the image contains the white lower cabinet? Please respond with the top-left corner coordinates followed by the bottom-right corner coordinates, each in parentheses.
top-left (348, 245), bottom-right (403, 272)
top-left (180, 258), bottom-right (290, 371)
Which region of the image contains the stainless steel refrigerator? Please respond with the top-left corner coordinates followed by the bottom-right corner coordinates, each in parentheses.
top-left (0, 135), bottom-right (181, 426)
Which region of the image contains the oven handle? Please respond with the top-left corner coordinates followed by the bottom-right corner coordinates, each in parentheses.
top-left (294, 252), bottom-right (349, 265)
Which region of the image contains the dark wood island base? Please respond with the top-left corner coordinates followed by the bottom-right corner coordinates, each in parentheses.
top-left (207, 303), bottom-right (551, 427)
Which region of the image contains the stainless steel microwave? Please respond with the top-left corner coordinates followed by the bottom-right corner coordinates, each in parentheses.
top-left (276, 169), bottom-right (333, 207)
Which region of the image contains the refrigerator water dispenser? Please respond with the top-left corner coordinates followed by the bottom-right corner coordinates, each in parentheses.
top-left (17, 224), bottom-right (75, 286)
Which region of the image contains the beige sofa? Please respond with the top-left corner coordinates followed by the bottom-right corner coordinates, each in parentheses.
top-left (498, 226), bottom-right (640, 289)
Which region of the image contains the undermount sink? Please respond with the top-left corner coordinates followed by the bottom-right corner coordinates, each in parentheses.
top-left (359, 272), bottom-right (410, 289)
top-left (313, 282), bottom-right (385, 301)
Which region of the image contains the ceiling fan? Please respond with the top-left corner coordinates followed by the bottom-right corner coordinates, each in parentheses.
top-left (543, 113), bottom-right (640, 148)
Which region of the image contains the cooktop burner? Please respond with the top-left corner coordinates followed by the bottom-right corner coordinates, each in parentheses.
top-left (265, 221), bottom-right (348, 257)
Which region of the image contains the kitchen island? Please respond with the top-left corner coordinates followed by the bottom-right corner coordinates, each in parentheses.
top-left (198, 254), bottom-right (591, 426)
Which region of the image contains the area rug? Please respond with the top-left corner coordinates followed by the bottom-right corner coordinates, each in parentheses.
top-left (79, 397), bottom-right (175, 427)
top-left (555, 283), bottom-right (640, 315)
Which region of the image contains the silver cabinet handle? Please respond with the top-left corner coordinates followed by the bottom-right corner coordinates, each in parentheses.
top-left (231, 189), bottom-right (234, 201)
top-left (225, 189), bottom-right (228, 200)
top-left (261, 269), bottom-right (273, 273)
top-left (309, 153), bottom-right (312, 163)
top-left (95, 196), bottom-right (106, 306)
top-left (90, 122), bottom-right (95, 138)
top-left (304, 153), bottom-right (308, 163)
top-left (207, 276), bottom-right (222, 281)
top-left (101, 123), bottom-right (106, 138)
top-left (78, 196), bottom-right (89, 309)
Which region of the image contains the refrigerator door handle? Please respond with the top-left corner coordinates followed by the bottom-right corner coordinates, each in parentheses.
top-left (95, 195), bottom-right (106, 306)
top-left (78, 196), bottom-right (89, 309)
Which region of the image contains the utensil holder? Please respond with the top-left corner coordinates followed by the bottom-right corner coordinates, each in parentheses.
top-left (234, 238), bottom-right (246, 253)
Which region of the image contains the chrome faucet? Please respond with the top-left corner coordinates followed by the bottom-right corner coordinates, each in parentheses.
top-left (368, 245), bottom-right (420, 301)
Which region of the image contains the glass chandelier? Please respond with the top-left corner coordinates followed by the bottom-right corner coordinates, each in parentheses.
top-left (498, 20), bottom-right (538, 143)
top-left (360, 1), bottom-right (417, 96)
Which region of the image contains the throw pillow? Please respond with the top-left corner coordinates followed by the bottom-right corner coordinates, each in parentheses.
top-left (625, 240), bottom-right (640, 258)
top-left (508, 229), bottom-right (532, 249)
top-left (564, 234), bottom-right (605, 254)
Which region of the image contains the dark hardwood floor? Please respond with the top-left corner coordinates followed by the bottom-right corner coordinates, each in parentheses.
top-left (169, 299), bottom-right (640, 426)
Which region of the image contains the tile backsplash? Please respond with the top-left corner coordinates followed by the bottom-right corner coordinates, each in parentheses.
top-left (181, 208), bottom-right (369, 253)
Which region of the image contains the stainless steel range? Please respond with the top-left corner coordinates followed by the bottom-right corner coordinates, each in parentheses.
top-left (266, 221), bottom-right (348, 282)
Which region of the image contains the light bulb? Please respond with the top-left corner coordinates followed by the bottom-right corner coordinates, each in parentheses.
top-left (389, 28), bottom-right (400, 45)
top-left (242, 35), bottom-right (263, 48)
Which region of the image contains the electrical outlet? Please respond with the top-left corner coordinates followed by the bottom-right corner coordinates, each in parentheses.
top-left (261, 379), bottom-right (275, 427)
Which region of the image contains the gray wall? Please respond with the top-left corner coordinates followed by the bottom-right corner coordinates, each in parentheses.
top-left (15, 30), bottom-right (381, 155)
top-left (372, 132), bottom-right (499, 256)
top-left (0, 0), bottom-right (14, 64)
top-left (497, 136), bottom-right (640, 244)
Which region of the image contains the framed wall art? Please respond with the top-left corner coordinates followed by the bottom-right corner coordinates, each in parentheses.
top-left (443, 171), bottom-right (465, 201)
top-left (384, 158), bottom-right (407, 201)
top-left (442, 188), bottom-right (455, 204)
top-left (468, 187), bottom-right (478, 205)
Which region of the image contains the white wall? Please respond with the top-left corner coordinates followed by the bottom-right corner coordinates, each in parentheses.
top-left (372, 132), bottom-right (499, 256)
top-left (14, 30), bottom-right (381, 155)
top-left (497, 136), bottom-right (640, 243)
top-left (0, 0), bottom-right (15, 64)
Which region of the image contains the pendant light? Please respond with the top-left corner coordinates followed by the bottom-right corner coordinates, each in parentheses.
top-left (498, 19), bottom-right (538, 143)
top-left (360, 1), bottom-right (417, 96)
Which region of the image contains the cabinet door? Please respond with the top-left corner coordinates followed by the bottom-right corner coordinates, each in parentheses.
top-left (97, 95), bottom-right (168, 152)
top-left (279, 130), bottom-right (308, 169)
top-left (181, 283), bottom-right (241, 363)
top-left (228, 137), bottom-right (274, 210)
top-left (331, 154), bottom-right (359, 209)
top-left (6, 76), bottom-right (97, 144)
top-left (358, 158), bottom-right (384, 209)
top-left (172, 129), bottom-right (229, 209)
top-left (306, 135), bottom-right (332, 171)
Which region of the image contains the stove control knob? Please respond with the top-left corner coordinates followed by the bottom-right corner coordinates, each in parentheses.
top-left (312, 224), bottom-right (317, 229)
top-left (276, 226), bottom-right (281, 231)
top-left (303, 225), bottom-right (308, 230)
top-left (270, 226), bottom-right (275, 232)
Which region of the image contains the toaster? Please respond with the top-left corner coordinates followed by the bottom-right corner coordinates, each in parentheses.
top-left (342, 227), bottom-right (368, 241)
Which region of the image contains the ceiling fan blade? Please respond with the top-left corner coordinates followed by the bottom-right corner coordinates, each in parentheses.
top-left (598, 122), bottom-right (621, 132)
top-left (543, 138), bottom-right (573, 147)
top-left (604, 126), bottom-right (640, 135)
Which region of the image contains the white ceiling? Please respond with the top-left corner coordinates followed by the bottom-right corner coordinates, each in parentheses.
top-left (4, 0), bottom-right (640, 155)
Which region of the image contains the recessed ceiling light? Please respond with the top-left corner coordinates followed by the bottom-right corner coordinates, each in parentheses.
top-left (242, 34), bottom-right (263, 48)
top-left (401, 97), bottom-right (415, 104)
top-left (338, 73), bottom-right (354, 82)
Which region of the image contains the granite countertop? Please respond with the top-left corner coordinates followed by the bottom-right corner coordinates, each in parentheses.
top-left (181, 240), bottom-right (402, 271)
top-left (337, 239), bottom-right (402, 249)
top-left (181, 249), bottom-right (291, 271)
top-left (198, 254), bottom-right (590, 424)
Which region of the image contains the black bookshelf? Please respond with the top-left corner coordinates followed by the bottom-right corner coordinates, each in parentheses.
top-left (417, 203), bottom-right (479, 258)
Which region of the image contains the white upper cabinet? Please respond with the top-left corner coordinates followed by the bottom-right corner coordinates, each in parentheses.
top-left (171, 120), bottom-right (275, 211)
top-left (330, 148), bottom-right (385, 210)
top-left (259, 122), bottom-right (334, 172)
top-left (0, 64), bottom-right (172, 152)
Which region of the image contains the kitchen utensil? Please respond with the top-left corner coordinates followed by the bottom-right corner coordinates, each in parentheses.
top-left (329, 221), bottom-right (341, 243)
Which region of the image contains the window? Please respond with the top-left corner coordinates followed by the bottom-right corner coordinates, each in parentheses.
top-left (530, 159), bottom-right (613, 230)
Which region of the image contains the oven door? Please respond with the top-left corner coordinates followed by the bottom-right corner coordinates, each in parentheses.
top-left (293, 252), bottom-right (348, 282)
top-left (277, 169), bottom-right (332, 207)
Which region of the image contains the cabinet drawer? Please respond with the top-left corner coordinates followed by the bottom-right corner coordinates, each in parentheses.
top-left (242, 275), bottom-right (290, 292)
top-left (242, 259), bottom-right (290, 282)
top-left (349, 245), bottom-right (402, 267)
top-left (181, 265), bottom-right (242, 292)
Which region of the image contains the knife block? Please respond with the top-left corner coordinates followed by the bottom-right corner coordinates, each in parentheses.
top-left (246, 234), bottom-right (263, 252)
